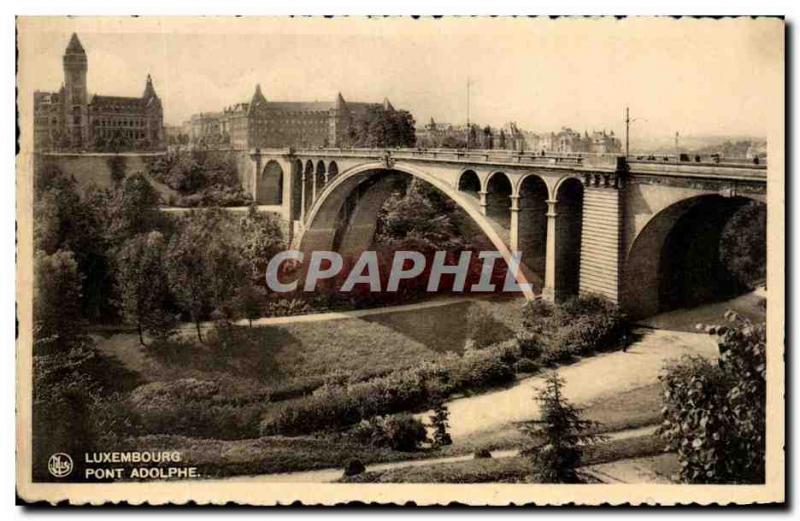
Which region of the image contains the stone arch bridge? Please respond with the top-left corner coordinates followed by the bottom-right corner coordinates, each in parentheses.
top-left (245, 147), bottom-right (766, 318)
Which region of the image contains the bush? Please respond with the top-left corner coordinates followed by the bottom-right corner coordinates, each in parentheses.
top-left (127, 378), bottom-right (268, 439)
top-left (513, 357), bottom-right (540, 374)
top-left (517, 294), bottom-right (628, 366)
top-left (266, 298), bottom-right (312, 317)
top-left (658, 313), bottom-right (766, 484)
top-left (522, 372), bottom-right (600, 483)
top-left (382, 414), bottom-right (428, 451)
top-left (429, 403), bottom-right (453, 447)
top-left (465, 306), bottom-right (513, 349)
top-left (451, 342), bottom-right (518, 390)
top-left (260, 341), bottom-right (520, 436)
top-left (474, 449), bottom-right (492, 459)
top-left (346, 414), bottom-right (428, 451)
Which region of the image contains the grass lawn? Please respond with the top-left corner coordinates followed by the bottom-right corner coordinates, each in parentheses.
top-left (93, 296), bottom-right (526, 402)
top-left (120, 433), bottom-right (446, 478)
top-left (431, 382), bottom-right (665, 457)
top-left (339, 433), bottom-right (667, 484)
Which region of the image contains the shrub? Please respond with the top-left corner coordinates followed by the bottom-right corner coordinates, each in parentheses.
top-left (429, 403), bottom-right (453, 447)
top-left (343, 459), bottom-right (366, 476)
top-left (517, 294), bottom-right (628, 365)
top-left (128, 379), bottom-right (267, 439)
top-left (266, 298), bottom-right (312, 317)
top-left (658, 313), bottom-right (766, 484)
top-left (521, 372), bottom-right (600, 483)
top-left (347, 414), bottom-right (428, 451)
top-left (260, 341), bottom-right (520, 436)
top-left (348, 417), bottom-right (391, 447)
top-left (474, 448), bottom-right (492, 459)
top-left (451, 341), bottom-right (518, 390)
top-left (513, 357), bottom-right (540, 374)
top-left (382, 414), bottom-right (428, 451)
top-left (465, 306), bottom-right (513, 349)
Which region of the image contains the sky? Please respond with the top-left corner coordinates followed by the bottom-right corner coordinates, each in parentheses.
top-left (18, 17), bottom-right (782, 145)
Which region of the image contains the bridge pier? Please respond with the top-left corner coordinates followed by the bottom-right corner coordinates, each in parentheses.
top-left (578, 175), bottom-right (623, 303)
top-left (299, 171), bottom-right (307, 223)
top-left (542, 199), bottom-right (558, 301)
top-left (478, 190), bottom-right (488, 215)
top-left (509, 195), bottom-right (520, 253)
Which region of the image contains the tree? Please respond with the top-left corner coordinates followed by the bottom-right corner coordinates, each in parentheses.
top-left (234, 283), bottom-right (264, 328)
top-left (115, 232), bottom-right (174, 346)
top-left (720, 201), bottom-right (767, 289)
top-left (107, 155), bottom-right (127, 185)
top-left (106, 173), bottom-right (161, 243)
top-left (165, 210), bottom-right (249, 341)
top-left (239, 205), bottom-right (287, 285)
top-left (658, 312), bottom-right (766, 484)
top-left (429, 403), bottom-right (453, 447)
top-left (348, 106), bottom-right (416, 148)
top-left (521, 372), bottom-right (600, 483)
top-left (34, 167), bottom-right (117, 322)
top-left (165, 216), bottom-right (214, 342)
top-left (34, 249), bottom-right (84, 350)
top-left (375, 178), bottom-right (467, 252)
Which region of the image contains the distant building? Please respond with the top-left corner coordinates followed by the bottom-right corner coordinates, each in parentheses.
top-left (186, 86), bottom-right (398, 149)
top-left (525, 127), bottom-right (622, 154)
top-left (34, 33), bottom-right (165, 152)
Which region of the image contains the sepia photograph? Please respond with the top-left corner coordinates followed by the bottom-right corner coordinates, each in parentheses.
top-left (14, 14), bottom-right (785, 506)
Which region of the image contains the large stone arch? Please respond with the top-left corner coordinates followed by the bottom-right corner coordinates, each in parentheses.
top-left (257, 160), bottom-right (283, 205)
top-left (621, 194), bottom-right (764, 319)
top-left (299, 161), bottom-right (536, 299)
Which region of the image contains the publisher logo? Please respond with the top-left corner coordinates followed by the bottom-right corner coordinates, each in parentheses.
top-left (48, 453), bottom-right (73, 478)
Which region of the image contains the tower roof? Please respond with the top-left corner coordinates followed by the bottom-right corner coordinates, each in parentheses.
top-left (248, 84), bottom-right (268, 115)
top-left (65, 33), bottom-right (85, 54)
top-left (143, 73), bottom-right (158, 99)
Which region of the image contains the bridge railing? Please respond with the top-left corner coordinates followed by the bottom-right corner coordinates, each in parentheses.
top-left (287, 147), bottom-right (622, 169)
top-left (627, 153), bottom-right (767, 169)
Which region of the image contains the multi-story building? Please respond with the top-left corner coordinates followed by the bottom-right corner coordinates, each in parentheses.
top-left (526, 127), bottom-right (622, 154)
top-left (187, 86), bottom-right (397, 149)
top-left (33, 33), bottom-right (165, 152)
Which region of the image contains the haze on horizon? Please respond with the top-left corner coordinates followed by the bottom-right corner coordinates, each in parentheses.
top-left (20, 17), bottom-right (781, 146)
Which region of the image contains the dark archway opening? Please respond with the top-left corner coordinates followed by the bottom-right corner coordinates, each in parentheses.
top-left (458, 170), bottom-right (481, 198)
top-left (554, 178), bottom-right (584, 300)
top-left (485, 172), bottom-right (512, 227)
top-left (517, 175), bottom-right (548, 283)
top-left (291, 159), bottom-right (303, 220)
top-left (303, 160), bottom-right (314, 215)
top-left (623, 195), bottom-right (766, 319)
top-left (328, 161), bottom-right (339, 180)
top-left (315, 160), bottom-right (326, 200)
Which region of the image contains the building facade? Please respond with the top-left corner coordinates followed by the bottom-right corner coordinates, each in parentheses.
top-left (187, 86), bottom-right (395, 149)
top-left (528, 128), bottom-right (622, 154)
top-left (33, 33), bottom-right (165, 152)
